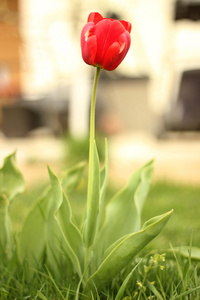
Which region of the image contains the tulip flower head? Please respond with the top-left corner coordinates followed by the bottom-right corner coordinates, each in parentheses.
top-left (81, 12), bottom-right (131, 71)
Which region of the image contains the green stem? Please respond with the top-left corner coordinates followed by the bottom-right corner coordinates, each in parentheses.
top-left (87, 67), bottom-right (100, 208)
top-left (84, 67), bottom-right (100, 282)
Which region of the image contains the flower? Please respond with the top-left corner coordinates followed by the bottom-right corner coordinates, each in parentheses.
top-left (81, 12), bottom-right (131, 71)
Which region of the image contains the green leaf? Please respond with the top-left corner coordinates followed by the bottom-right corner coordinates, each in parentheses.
top-left (18, 186), bottom-right (51, 275)
top-left (100, 139), bottom-right (108, 206)
top-left (60, 161), bottom-right (86, 194)
top-left (54, 191), bottom-right (85, 274)
top-left (0, 152), bottom-right (25, 201)
top-left (18, 167), bottom-right (84, 278)
top-left (83, 210), bottom-right (173, 296)
top-left (0, 153), bottom-right (25, 257)
top-left (97, 138), bottom-right (109, 232)
top-left (172, 246), bottom-right (200, 261)
top-left (98, 160), bottom-right (154, 251)
top-left (0, 194), bottom-right (12, 257)
top-left (90, 140), bottom-right (109, 269)
top-left (48, 168), bottom-right (84, 277)
top-left (83, 142), bottom-right (100, 248)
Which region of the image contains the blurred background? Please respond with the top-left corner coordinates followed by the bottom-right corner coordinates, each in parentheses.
top-left (0, 0), bottom-right (200, 185)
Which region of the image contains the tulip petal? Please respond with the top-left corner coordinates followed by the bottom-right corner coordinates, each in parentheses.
top-left (88, 12), bottom-right (103, 24)
top-left (95, 20), bottom-right (125, 65)
top-left (98, 20), bottom-right (125, 49)
top-left (82, 34), bottom-right (97, 65)
top-left (120, 20), bottom-right (132, 33)
top-left (103, 31), bottom-right (131, 71)
top-left (102, 42), bottom-right (121, 70)
top-left (119, 31), bottom-right (131, 56)
top-left (81, 24), bottom-right (97, 65)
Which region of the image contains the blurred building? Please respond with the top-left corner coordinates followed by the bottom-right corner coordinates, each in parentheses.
top-left (0, 0), bottom-right (200, 137)
top-left (162, 0), bottom-right (200, 133)
top-left (0, 0), bottom-right (20, 130)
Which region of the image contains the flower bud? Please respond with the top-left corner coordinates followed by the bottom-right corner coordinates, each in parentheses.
top-left (81, 12), bottom-right (131, 71)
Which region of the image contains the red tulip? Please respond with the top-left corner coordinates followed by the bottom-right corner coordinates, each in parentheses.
top-left (81, 12), bottom-right (131, 71)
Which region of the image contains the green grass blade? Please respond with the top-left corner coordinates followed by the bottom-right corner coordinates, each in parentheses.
top-left (37, 290), bottom-right (48, 300)
top-left (147, 281), bottom-right (164, 300)
top-left (115, 259), bottom-right (142, 300)
top-left (172, 286), bottom-right (200, 299)
top-left (84, 210), bottom-right (173, 296)
top-left (45, 266), bottom-right (65, 300)
top-left (170, 244), bottom-right (183, 282)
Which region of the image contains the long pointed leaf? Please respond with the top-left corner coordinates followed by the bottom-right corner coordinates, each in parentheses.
top-left (54, 191), bottom-right (85, 274)
top-left (83, 142), bottom-right (100, 248)
top-left (171, 246), bottom-right (200, 261)
top-left (46, 168), bottom-right (84, 277)
top-left (98, 160), bottom-right (154, 251)
top-left (90, 141), bottom-right (108, 270)
top-left (60, 161), bottom-right (86, 194)
top-left (18, 167), bottom-right (83, 278)
top-left (83, 210), bottom-right (173, 296)
top-left (0, 152), bottom-right (25, 201)
top-left (98, 138), bottom-right (108, 232)
top-left (0, 194), bottom-right (13, 257)
top-left (18, 188), bottom-right (51, 272)
top-left (0, 153), bottom-right (25, 256)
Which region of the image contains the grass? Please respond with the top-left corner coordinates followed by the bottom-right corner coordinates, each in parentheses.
top-left (3, 174), bottom-right (200, 299)
top-left (142, 181), bottom-right (200, 249)
top-left (0, 245), bottom-right (200, 299)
